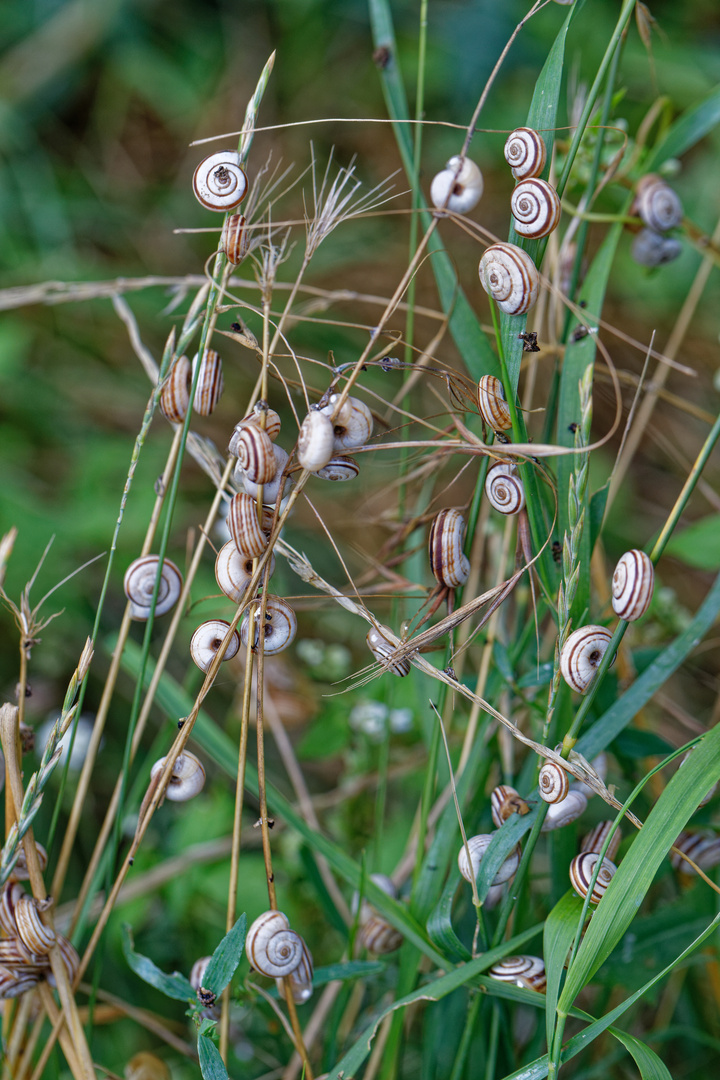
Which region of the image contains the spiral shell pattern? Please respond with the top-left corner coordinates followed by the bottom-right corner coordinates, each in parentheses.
top-left (485, 462), bottom-right (525, 515)
top-left (190, 619), bottom-right (240, 672)
top-left (358, 915), bottom-right (404, 955)
top-left (612, 549), bottom-right (654, 621)
top-left (0, 884), bottom-right (24, 937)
top-left (430, 155), bottom-right (484, 214)
top-left (635, 175), bottom-right (682, 232)
top-left (477, 375), bottom-right (512, 433)
top-left (227, 492), bottom-right (268, 559)
top-left (246, 911), bottom-right (306, 978)
top-left (229, 406), bottom-right (282, 454)
top-left (151, 751), bottom-right (206, 802)
top-left (479, 243), bottom-right (539, 315)
top-left (193, 151), bottom-right (248, 212)
top-left (221, 213), bottom-right (250, 264)
top-left (560, 625), bottom-right (613, 693)
top-left (159, 355), bottom-right (191, 423)
top-left (124, 556), bottom-right (183, 621)
top-left (241, 597), bottom-right (297, 655)
top-left (670, 830), bottom-right (720, 873)
top-left (632, 228), bottom-right (682, 267)
top-left (316, 456), bottom-right (360, 481)
top-left (569, 851), bottom-right (616, 904)
top-left (429, 508), bottom-right (470, 588)
top-left (322, 394), bottom-right (373, 450)
top-left (366, 625), bottom-right (410, 677)
top-left (298, 409), bottom-right (336, 472)
top-left (0, 965), bottom-right (40, 999)
top-left (275, 941), bottom-right (314, 1003)
top-left (47, 935), bottom-right (81, 988)
top-left (581, 821), bottom-right (621, 863)
top-left (504, 128), bottom-right (547, 181)
top-left (490, 785), bottom-right (530, 828)
top-left (215, 541), bottom-right (274, 604)
top-left (540, 789), bottom-right (587, 832)
top-left (235, 425), bottom-right (277, 484)
top-left (488, 955), bottom-right (546, 993)
top-left (510, 178), bottom-right (561, 239)
top-left (15, 895), bottom-right (55, 954)
top-left (239, 444), bottom-right (290, 503)
top-left (458, 835), bottom-right (520, 886)
top-left (192, 349), bottom-right (224, 416)
top-left (538, 761), bottom-right (570, 804)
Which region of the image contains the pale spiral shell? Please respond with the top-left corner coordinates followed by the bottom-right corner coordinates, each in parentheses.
top-left (316, 456), bottom-right (360, 481)
top-left (226, 492), bottom-right (269, 559)
top-left (275, 940), bottom-right (314, 1003)
top-left (490, 785), bottom-right (529, 828)
top-left (428, 508), bottom-right (470, 588)
top-left (124, 556), bottom-right (183, 621)
top-left (366, 625), bottom-right (410, 677)
top-left (612, 549), bottom-right (654, 621)
top-left (458, 835), bottom-right (520, 886)
top-left (0, 884), bottom-right (24, 937)
top-left (192, 349), bottom-right (224, 416)
top-left (569, 851), bottom-right (616, 904)
top-left (488, 955), bottom-right (546, 993)
top-left (479, 243), bottom-right (539, 315)
top-left (510, 178), bottom-right (561, 239)
top-left (485, 462), bottom-right (525, 514)
top-left (246, 910), bottom-right (305, 978)
top-left (241, 597), bottom-right (297, 655)
top-left (355, 874), bottom-right (403, 955)
top-left (15, 895), bottom-right (55, 955)
top-left (580, 821), bottom-right (621, 863)
top-left (221, 213), bottom-right (250, 264)
top-left (193, 151), bottom-right (248, 212)
top-left (239, 444), bottom-right (290, 503)
top-left (9, 842), bottom-right (48, 883)
top-left (235, 424), bottom-right (277, 484)
top-left (190, 619), bottom-right (240, 672)
top-left (229, 405), bottom-right (282, 454)
top-left (151, 750), bottom-right (206, 801)
top-left (321, 394), bottom-right (373, 450)
top-left (504, 128), bottom-right (547, 181)
top-left (635, 175), bottom-right (682, 232)
top-left (477, 375), bottom-right (512, 433)
top-left (215, 541), bottom-right (274, 603)
top-left (538, 761), bottom-right (570, 804)
top-left (0, 965), bottom-right (41, 999)
top-left (298, 409), bottom-right (336, 472)
top-left (430, 155), bottom-right (484, 214)
top-left (670, 830), bottom-right (720, 873)
top-left (159, 355), bottom-right (191, 423)
top-left (560, 625), bottom-right (613, 693)
top-left (540, 789), bottom-right (587, 832)
top-left (632, 228), bottom-right (682, 267)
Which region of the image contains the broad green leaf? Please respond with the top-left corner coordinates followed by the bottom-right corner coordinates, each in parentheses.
top-left (610, 1029), bottom-right (672, 1080)
top-left (202, 913), bottom-right (246, 995)
top-left (544, 891), bottom-right (584, 1051)
top-left (121, 924), bottom-right (194, 1002)
top-left (646, 85), bottom-right (720, 171)
top-left (198, 1035), bottom-right (229, 1080)
top-left (426, 876), bottom-right (471, 962)
top-left (664, 513), bottom-right (720, 569)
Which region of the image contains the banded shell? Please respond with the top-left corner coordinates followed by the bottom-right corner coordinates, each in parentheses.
top-left (226, 492), bottom-right (269, 560)
top-left (193, 151), bottom-right (248, 212)
top-left (321, 394), bottom-right (373, 450)
top-left (504, 128), bottom-right (547, 181)
top-left (355, 874), bottom-right (404, 955)
top-left (229, 405), bottom-right (282, 454)
top-left (215, 541), bottom-right (274, 604)
top-left (0, 964), bottom-right (41, 999)
top-left (479, 243), bottom-right (539, 316)
top-left (430, 155), bottom-right (484, 214)
top-left (0, 883), bottom-right (24, 937)
top-left (234, 425), bottom-right (277, 484)
top-left (510, 178), bottom-right (561, 239)
top-left (47, 935), bottom-right (81, 988)
top-left (316, 456), bottom-right (360, 482)
top-left (635, 175), bottom-right (683, 232)
top-left (366, 625), bottom-right (410, 677)
top-left (538, 761), bottom-right (570, 804)
top-left (490, 785), bottom-right (530, 829)
top-left (670, 830), bottom-right (720, 873)
top-left (246, 910), bottom-right (306, 978)
top-left (239, 444), bottom-right (290, 503)
top-left (488, 955), bottom-right (546, 993)
top-left (275, 940), bottom-right (314, 1003)
top-left (458, 835), bottom-right (520, 886)
top-left (632, 228), bottom-right (682, 267)
top-left (477, 375), bottom-right (512, 433)
top-left (298, 409), bottom-right (336, 472)
top-left (124, 556), bottom-right (183, 621)
top-left (159, 355), bottom-right (191, 423)
top-left (580, 821), bottom-right (621, 863)
top-left (151, 750), bottom-right (206, 802)
top-left (0, 936), bottom-right (46, 973)
top-left (240, 597), bottom-right (297, 655)
top-left (190, 619), bottom-right (240, 672)
top-left (15, 894), bottom-right (55, 954)
top-left (221, 213), bottom-right (250, 264)
top-left (428, 508), bottom-right (470, 588)
top-left (485, 462), bottom-right (525, 515)
top-left (540, 789), bottom-right (587, 832)
top-left (192, 349), bottom-right (224, 416)
top-left (569, 851), bottom-right (617, 904)
top-left (560, 625), bottom-right (614, 693)
top-left (612, 549), bottom-right (654, 621)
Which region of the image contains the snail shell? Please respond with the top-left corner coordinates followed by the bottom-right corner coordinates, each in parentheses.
top-left (241, 597), bottom-right (297, 655)
top-left (490, 785), bottom-right (530, 828)
top-left (235, 425), bottom-right (277, 484)
top-left (298, 409), bottom-right (336, 472)
top-left (428, 508), bottom-right (470, 588)
top-left (635, 175), bottom-right (682, 232)
top-left (276, 940), bottom-right (314, 1003)
top-left (229, 405), bottom-right (282, 454)
top-left (0, 884), bottom-right (24, 937)
top-left (316, 456), bottom-right (360, 481)
top-left (670, 830), bottom-right (720, 873)
top-left (226, 492), bottom-right (269, 560)
top-left (485, 462), bottom-right (525, 515)
top-left (190, 619), bottom-right (240, 672)
top-left (430, 155), bottom-right (484, 214)
top-left (0, 936), bottom-right (45, 972)
top-left (15, 894), bottom-right (55, 955)
top-left (366, 625), bottom-right (410, 677)
top-left (0, 965), bottom-right (41, 998)
top-left (215, 541), bottom-right (274, 604)
top-left (192, 350), bottom-right (224, 416)
top-left (569, 851), bottom-right (617, 904)
top-left (503, 128), bottom-right (547, 181)
top-left (239, 445), bottom-right (290, 503)
top-left (580, 821), bottom-right (621, 863)
top-left (560, 625), bottom-right (614, 693)
top-left (355, 874), bottom-right (404, 955)
top-left (193, 151), bottom-right (248, 212)
top-left (458, 835), bottom-right (520, 886)
top-left (510, 178), bottom-right (561, 239)
top-left (9, 842), bottom-right (48, 883)
top-left (321, 394), bottom-right (373, 450)
top-left (124, 556), bottom-right (183, 621)
top-left (221, 213), bottom-right (250, 264)
top-left (150, 750), bottom-right (206, 801)
top-left (159, 355), bottom-right (191, 423)
top-left (47, 935), bottom-right (80, 988)
top-left (246, 910), bottom-right (306, 978)
top-left (540, 789), bottom-right (587, 832)
top-left (538, 761), bottom-right (570, 804)
top-left (479, 243), bottom-right (539, 315)
top-left (612, 549), bottom-right (654, 621)
top-left (477, 375), bottom-right (512, 433)
top-left (488, 955), bottom-right (546, 993)
top-left (631, 228), bottom-right (682, 267)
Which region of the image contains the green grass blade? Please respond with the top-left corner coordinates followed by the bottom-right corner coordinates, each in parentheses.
top-left (203, 913), bottom-right (247, 996)
top-left (543, 891), bottom-right (584, 1051)
top-left (609, 1030), bottom-right (672, 1080)
top-left (426, 876), bottom-right (472, 962)
top-left (121, 924), bottom-right (194, 1002)
top-left (198, 1035), bottom-right (229, 1080)
top-left (646, 85), bottom-right (720, 171)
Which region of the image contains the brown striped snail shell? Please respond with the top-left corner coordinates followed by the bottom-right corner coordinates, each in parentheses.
top-left (538, 761), bottom-right (570, 804)
top-left (477, 375), bottom-right (512, 433)
top-left (635, 175), bottom-right (682, 232)
top-left (479, 243), bottom-right (539, 315)
top-left (193, 151), bottom-right (248, 212)
top-left (428, 508), bottom-right (470, 588)
top-left (430, 155), bottom-right (484, 214)
top-left (569, 851), bottom-right (617, 904)
top-left (298, 409), bottom-right (336, 472)
top-left (504, 128), bottom-right (547, 181)
top-left (321, 394), bottom-right (373, 450)
top-left (316, 455), bottom-right (360, 481)
top-left (355, 874), bottom-right (404, 955)
top-left (0, 883), bottom-right (24, 937)
top-left (485, 462), bottom-right (525, 515)
top-left (0, 964), bottom-right (41, 999)
top-left (632, 228), bottom-right (682, 267)
top-left (580, 821), bottom-right (621, 863)
top-left (190, 619), bottom-right (240, 672)
top-left (47, 935), bottom-right (81, 988)
top-left (234, 424), bottom-right (277, 484)
top-left (9, 842), bottom-right (48, 883)
top-left (229, 406), bottom-right (282, 454)
top-left (490, 785), bottom-right (530, 828)
top-left (366, 625), bottom-right (410, 677)
top-left (226, 492), bottom-right (269, 559)
top-left (540, 789), bottom-right (587, 833)
top-left (241, 597), bottom-right (297, 655)
top-left (215, 541), bottom-right (274, 603)
top-left (560, 625), bottom-right (614, 693)
top-left (192, 349), bottom-right (224, 416)
top-left (239, 444), bottom-right (290, 503)
top-left (275, 940), bottom-right (314, 1003)
top-left (488, 955), bottom-right (546, 993)
top-left (510, 178), bottom-right (561, 239)
top-left (0, 936), bottom-right (46, 972)
top-left (458, 835), bottom-right (520, 886)
top-left (670, 830), bottom-right (720, 873)
top-left (221, 213), bottom-right (250, 264)
top-left (159, 355), bottom-right (191, 423)
top-left (124, 556), bottom-right (183, 621)
top-left (612, 549), bottom-right (654, 621)
top-left (246, 910), bottom-right (306, 978)
top-left (151, 750), bottom-right (206, 802)
top-left (15, 894), bottom-right (55, 955)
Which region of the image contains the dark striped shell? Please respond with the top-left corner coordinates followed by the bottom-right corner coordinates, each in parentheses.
top-left (580, 821), bottom-right (621, 863)
top-left (477, 375), bottom-right (512, 433)
top-left (490, 785), bottom-right (529, 828)
top-left (479, 243), bottom-right (539, 315)
top-left (159, 355), bottom-right (191, 423)
top-left (504, 128), bottom-right (547, 181)
top-left (488, 954), bottom-right (546, 992)
top-left (510, 178), bottom-right (561, 239)
top-left (569, 851), bottom-right (616, 904)
top-left (428, 508), bottom-right (470, 588)
top-left (235, 425), bottom-right (277, 484)
top-left (612, 550), bottom-right (654, 621)
top-left (221, 213), bottom-right (250, 264)
top-left (227, 492), bottom-right (268, 559)
top-left (192, 349), bottom-right (224, 416)
top-left (670, 830), bottom-right (720, 873)
top-left (538, 761), bottom-right (569, 804)
top-left (559, 625), bottom-right (613, 693)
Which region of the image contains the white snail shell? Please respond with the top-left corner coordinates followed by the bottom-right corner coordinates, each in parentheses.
top-left (366, 625), bottom-right (410, 677)
top-left (504, 128), bottom-right (547, 181)
top-left (229, 405), bottom-right (282, 455)
top-left (241, 597), bottom-right (297, 655)
top-left (298, 409), bottom-right (336, 472)
top-left (510, 178), bottom-right (561, 239)
top-left (670, 830), bottom-right (720, 873)
top-left (458, 835), bottom-right (520, 885)
top-left (192, 350), bottom-right (224, 416)
top-left (321, 394), bottom-right (373, 450)
top-left (159, 355), bottom-right (191, 423)
top-left (430, 155), bottom-right (484, 214)
top-left (226, 492), bottom-right (269, 559)
top-left (428, 508), bottom-right (470, 588)
top-left (485, 462), bottom-right (525, 515)
top-left (15, 895), bottom-right (55, 955)
top-left (221, 213), bottom-right (250, 264)
top-left (190, 619), bottom-right (240, 672)
top-left (276, 941), bottom-right (314, 1003)
top-left (124, 556), bottom-right (183, 621)
top-left (479, 243), bottom-right (539, 315)
top-left (477, 375), bottom-right (512, 433)
top-left (635, 175), bottom-right (682, 232)
top-left (569, 851), bottom-right (617, 904)
top-left (488, 955), bottom-right (546, 993)
top-left (540, 789), bottom-right (587, 832)
top-left (580, 821), bottom-right (621, 863)
top-left (215, 541), bottom-right (274, 603)
top-left (612, 549), bottom-right (654, 621)
top-left (631, 228), bottom-right (682, 267)
top-left (538, 761), bottom-right (570, 804)
top-left (560, 625), bottom-right (614, 693)
top-left (234, 424), bottom-right (277, 484)
top-left (239, 444), bottom-right (290, 503)
top-left (246, 910), bottom-right (306, 978)
top-left (151, 750), bottom-right (206, 802)
top-left (193, 151), bottom-right (248, 212)
top-left (490, 785), bottom-right (529, 828)
top-left (316, 456), bottom-right (360, 481)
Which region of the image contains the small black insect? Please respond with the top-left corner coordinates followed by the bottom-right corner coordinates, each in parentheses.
top-left (568, 422), bottom-right (579, 434)
top-left (230, 322), bottom-right (242, 332)
top-left (373, 45), bottom-right (392, 69)
top-left (518, 330), bottom-right (540, 353)
top-left (552, 541), bottom-right (562, 564)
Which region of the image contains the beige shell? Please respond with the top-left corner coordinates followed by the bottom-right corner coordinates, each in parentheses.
top-left (190, 619), bottom-right (240, 672)
top-left (15, 894), bottom-right (55, 955)
top-left (321, 394), bottom-right (373, 450)
top-left (221, 213), bottom-right (250, 264)
top-left (0, 964), bottom-right (41, 999)
top-left (612, 550), bottom-right (654, 621)
top-left (192, 350), bottom-right (224, 416)
top-left (540, 789), bottom-right (587, 832)
top-left (234, 425), bottom-right (277, 484)
top-left (538, 761), bottom-right (570, 804)
top-left (458, 835), bottom-right (520, 886)
top-left (241, 597), bottom-right (297, 655)
top-left (488, 954), bottom-right (546, 993)
top-left (246, 910), bottom-right (306, 978)
top-left (123, 556), bottom-right (184, 621)
top-left (0, 883), bottom-right (24, 937)
top-left (159, 355), bottom-right (191, 423)
top-left (239, 445), bottom-right (290, 503)
top-left (560, 625), bottom-right (614, 693)
top-left (504, 128), bottom-right (547, 181)
top-left (47, 935), bottom-right (80, 988)
top-left (485, 462), bottom-right (525, 515)
top-left (298, 409), bottom-right (336, 472)
top-left (229, 404), bottom-right (282, 452)
top-left (0, 936), bottom-right (46, 972)
top-left (358, 915), bottom-right (404, 955)
top-left (428, 508), bottom-right (470, 588)
top-left (477, 375), bottom-right (512, 433)
top-left (490, 785), bottom-right (529, 829)
top-left (366, 625), bottom-right (410, 677)
top-left (635, 175), bottom-right (682, 232)
top-left (193, 151), bottom-right (248, 212)
top-left (580, 821), bottom-right (621, 863)
top-left (316, 456), bottom-right (360, 481)
top-left (151, 751), bottom-right (206, 801)
top-left (479, 243), bottom-right (539, 315)
top-left (430, 155), bottom-right (484, 214)
top-left (215, 541), bottom-right (274, 603)
top-left (226, 492), bottom-right (269, 559)
top-left (569, 851), bottom-right (617, 904)
top-left (510, 178), bottom-right (561, 239)
top-left (275, 940), bottom-right (314, 1003)
top-left (670, 830), bottom-right (720, 873)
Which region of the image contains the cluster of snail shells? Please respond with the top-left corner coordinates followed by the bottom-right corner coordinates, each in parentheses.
top-left (150, 750), bottom-right (206, 802)
top-left (536, 760), bottom-right (588, 833)
top-left (477, 375), bottom-right (512, 436)
top-left (485, 462), bottom-right (525, 515)
top-left (354, 874), bottom-right (404, 955)
top-left (124, 555), bottom-right (184, 621)
top-left (227, 402), bottom-right (290, 504)
top-left (430, 155), bottom-right (484, 215)
top-left (504, 128), bottom-right (560, 240)
top-left (159, 349), bottom-right (224, 424)
top-left (488, 954), bottom-right (546, 993)
top-left (429, 508), bottom-right (470, 588)
top-left (246, 910), bottom-right (313, 1003)
top-left (632, 174), bottom-right (683, 267)
top-left (366, 624), bottom-right (410, 677)
top-left (297, 394), bottom-right (371, 474)
top-left (0, 882), bottom-right (80, 999)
